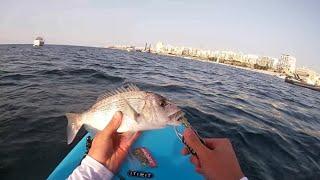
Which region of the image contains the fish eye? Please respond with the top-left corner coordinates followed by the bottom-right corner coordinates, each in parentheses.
top-left (160, 99), bottom-right (167, 107)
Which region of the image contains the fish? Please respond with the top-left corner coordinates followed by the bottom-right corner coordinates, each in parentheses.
top-left (66, 84), bottom-right (184, 144)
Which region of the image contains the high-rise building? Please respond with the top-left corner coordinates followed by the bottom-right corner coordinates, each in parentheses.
top-left (278, 54), bottom-right (296, 73)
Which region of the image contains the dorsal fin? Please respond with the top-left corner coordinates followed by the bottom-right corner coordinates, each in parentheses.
top-left (96, 84), bottom-right (140, 102)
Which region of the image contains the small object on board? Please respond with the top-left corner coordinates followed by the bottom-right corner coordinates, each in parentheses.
top-left (133, 147), bottom-right (157, 168)
top-left (81, 136), bottom-right (92, 162)
top-left (127, 170), bottom-right (153, 178)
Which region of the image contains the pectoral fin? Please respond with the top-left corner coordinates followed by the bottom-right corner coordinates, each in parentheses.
top-left (123, 98), bottom-right (139, 123)
top-left (66, 113), bottom-right (83, 145)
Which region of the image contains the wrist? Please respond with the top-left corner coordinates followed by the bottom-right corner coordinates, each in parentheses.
top-left (88, 151), bottom-right (106, 166)
top-left (87, 153), bottom-right (117, 173)
top-left (82, 155), bottom-right (114, 178)
top-left (105, 160), bottom-right (118, 174)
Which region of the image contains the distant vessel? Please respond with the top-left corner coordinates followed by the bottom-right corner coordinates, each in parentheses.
top-left (33, 37), bottom-right (44, 46)
top-left (285, 76), bottom-right (320, 92)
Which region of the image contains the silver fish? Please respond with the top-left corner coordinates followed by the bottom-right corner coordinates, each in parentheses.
top-left (66, 84), bottom-right (184, 144)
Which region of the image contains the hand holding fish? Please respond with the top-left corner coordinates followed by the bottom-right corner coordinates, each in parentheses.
top-left (66, 84), bottom-right (183, 145)
top-left (181, 128), bottom-right (245, 180)
top-left (88, 111), bottom-right (140, 173)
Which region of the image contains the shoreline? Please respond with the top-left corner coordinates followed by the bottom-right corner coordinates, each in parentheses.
top-left (150, 52), bottom-right (284, 79)
top-left (193, 57), bottom-right (283, 78)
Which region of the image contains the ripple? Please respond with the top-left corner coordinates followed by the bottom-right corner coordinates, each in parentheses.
top-left (40, 69), bottom-right (66, 76)
top-left (0, 82), bottom-right (18, 86)
top-left (90, 72), bottom-right (124, 82)
top-left (0, 70), bottom-right (10, 74)
top-left (69, 68), bottom-right (97, 75)
top-left (0, 73), bottom-right (36, 80)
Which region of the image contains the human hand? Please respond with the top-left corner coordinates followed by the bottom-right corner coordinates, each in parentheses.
top-left (182, 128), bottom-right (244, 180)
top-left (88, 111), bottom-right (140, 173)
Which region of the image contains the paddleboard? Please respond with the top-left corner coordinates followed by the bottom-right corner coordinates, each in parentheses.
top-left (48, 125), bottom-right (202, 179)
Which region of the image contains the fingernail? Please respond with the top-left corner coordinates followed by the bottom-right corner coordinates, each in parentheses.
top-left (114, 111), bottom-right (122, 118)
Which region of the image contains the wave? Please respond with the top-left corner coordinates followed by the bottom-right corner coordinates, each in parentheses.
top-left (0, 73), bottom-right (36, 80)
top-left (90, 72), bottom-right (125, 82)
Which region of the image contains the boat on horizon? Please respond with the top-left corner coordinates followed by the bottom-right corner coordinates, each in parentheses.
top-left (33, 37), bottom-right (44, 46)
top-left (285, 76), bottom-right (320, 92)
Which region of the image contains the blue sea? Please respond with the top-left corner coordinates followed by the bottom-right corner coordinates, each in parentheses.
top-left (0, 45), bottom-right (319, 179)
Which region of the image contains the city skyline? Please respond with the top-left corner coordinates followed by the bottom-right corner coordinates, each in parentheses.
top-left (1, 0), bottom-right (319, 71)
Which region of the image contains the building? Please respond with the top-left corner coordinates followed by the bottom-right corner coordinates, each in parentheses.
top-left (271, 58), bottom-right (279, 70)
top-left (153, 42), bottom-right (302, 75)
top-left (255, 56), bottom-right (274, 69)
top-left (278, 54), bottom-right (296, 73)
top-left (242, 54), bottom-right (259, 66)
top-left (155, 42), bottom-right (165, 53)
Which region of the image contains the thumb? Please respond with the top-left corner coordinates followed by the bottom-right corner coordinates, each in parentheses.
top-left (102, 111), bottom-right (123, 137)
top-left (183, 128), bottom-right (208, 156)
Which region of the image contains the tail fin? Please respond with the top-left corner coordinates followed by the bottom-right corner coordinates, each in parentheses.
top-left (66, 113), bottom-right (83, 145)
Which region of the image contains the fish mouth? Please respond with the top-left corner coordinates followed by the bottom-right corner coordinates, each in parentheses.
top-left (169, 110), bottom-right (185, 122)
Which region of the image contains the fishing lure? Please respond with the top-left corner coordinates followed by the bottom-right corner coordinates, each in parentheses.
top-left (133, 147), bottom-right (157, 168)
top-left (174, 116), bottom-right (205, 156)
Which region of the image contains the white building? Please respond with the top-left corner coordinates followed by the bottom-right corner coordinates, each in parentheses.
top-left (155, 42), bottom-right (165, 53)
top-left (271, 58), bottom-right (279, 70)
top-left (242, 54), bottom-right (259, 65)
top-left (256, 56), bottom-right (271, 68)
top-left (278, 54), bottom-right (296, 73)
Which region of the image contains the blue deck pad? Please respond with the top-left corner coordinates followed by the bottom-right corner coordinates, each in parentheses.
top-left (48, 125), bottom-right (202, 180)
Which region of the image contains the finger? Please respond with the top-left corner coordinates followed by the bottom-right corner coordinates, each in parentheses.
top-left (183, 128), bottom-right (208, 156)
top-left (101, 111), bottom-right (123, 137)
top-left (127, 131), bottom-right (141, 145)
top-left (181, 146), bottom-right (190, 155)
top-left (203, 138), bottom-right (216, 150)
top-left (119, 131), bottom-right (141, 148)
top-left (189, 156), bottom-right (201, 168)
top-left (204, 138), bottom-right (230, 150)
top-left (195, 167), bottom-right (204, 174)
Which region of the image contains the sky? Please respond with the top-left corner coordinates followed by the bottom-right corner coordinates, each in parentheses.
top-left (0, 0), bottom-right (319, 71)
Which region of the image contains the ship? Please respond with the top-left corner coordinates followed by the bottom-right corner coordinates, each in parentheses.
top-left (33, 37), bottom-right (44, 46)
top-left (285, 76), bottom-right (320, 92)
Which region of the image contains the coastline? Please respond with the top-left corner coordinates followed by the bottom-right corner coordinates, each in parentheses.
top-left (142, 50), bottom-right (284, 79)
top-left (106, 46), bottom-right (285, 79)
top-left (189, 57), bottom-right (283, 78)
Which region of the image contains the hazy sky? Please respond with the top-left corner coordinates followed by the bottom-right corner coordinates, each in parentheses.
top-left (1, 0), bottom-right (319, 71)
